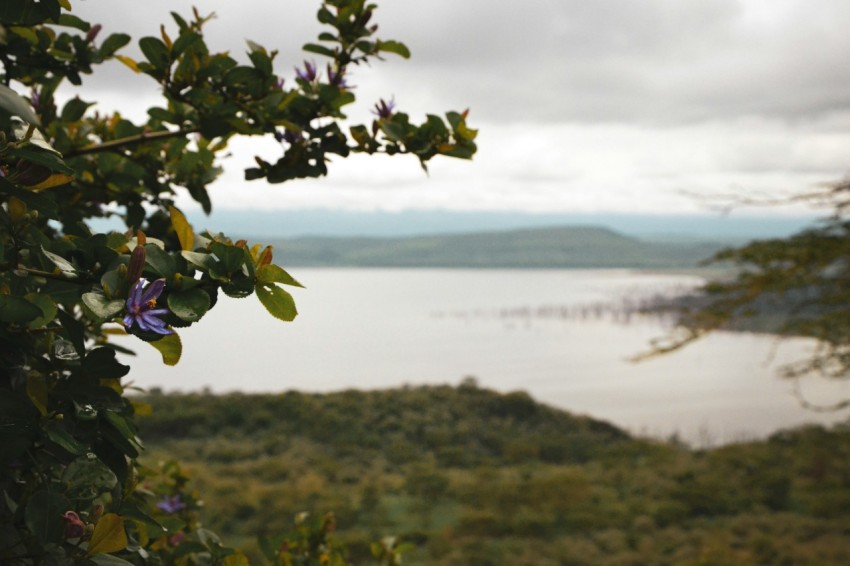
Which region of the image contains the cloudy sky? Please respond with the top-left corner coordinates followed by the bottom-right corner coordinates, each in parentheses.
top-left (68, 0), bottom-right (850, 217)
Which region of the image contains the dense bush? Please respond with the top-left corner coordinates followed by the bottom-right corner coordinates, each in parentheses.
top-left (0, 1), bottom-right (474, 563)
top-left (137, 385), bottom-right (850, 565)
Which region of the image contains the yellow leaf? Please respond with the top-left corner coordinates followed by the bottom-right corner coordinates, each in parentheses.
top-left (8, 197), bottom-right (27, 222)
top-left (115, 55), bottom-right (140, 73)
top-left (160, 24), bottom-right (172, 50)
top-left (58, 0), bottom-right (71, 9)
top-left (28, 173), bottom-right (74, 191)
top-left (148, 332), bottom-right (182, 366)
top-left (169, 206), bottom-right (195, 251)
top-left (86, 514), bottom-right (128, 557)
top-left (26, 373), bottom-right (48, 417)
top-left (131, 400), bottom-right (153, 416)
top-left (223, 552), bottom-right (250, 566)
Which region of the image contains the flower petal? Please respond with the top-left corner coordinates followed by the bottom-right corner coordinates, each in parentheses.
top-left (141, 278), bottom-right (166, 304)
top-left (123, 314), bottom-right (135, 329)
top-left (127, 278), bottom-right (146, 308)
top-left (139, 312), bottom-right (172, 334)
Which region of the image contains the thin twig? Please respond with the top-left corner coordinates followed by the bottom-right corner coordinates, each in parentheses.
top-left (64, 128), bottom-right (196, 158)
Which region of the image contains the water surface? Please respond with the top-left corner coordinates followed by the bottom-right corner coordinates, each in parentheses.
top-left (117, 268), bottom-right (850, 444)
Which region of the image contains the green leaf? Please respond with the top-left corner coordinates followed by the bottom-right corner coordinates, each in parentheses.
top-left (56, 307), bottom-right (86, 359)
top-left (210, 242), bottom-right (247, 274)
top-left (26, 373), bottom-right (48, 416)
top-left (182, 250), bottom-right (217, 271)
top-left (0, 294), bottom-right (43, 323)
top-left (377, 40), bottom-right (411, 59)
top-left (380, 119), bottom-right (409, 143)
top-left (60, 97), bottom-right (93, 122)
top-left (139, 36), bottom-right (170, 71)
top-left (23, 292), bottom-right (57, 329)
top-left (0, 84), bottom-right (39, 124)
top-left (102, 410), bottom-right (141, 449)
top-left (63, 457), bottom-right (118, 501)
top-left (101, 411), bottom-right (141, 458)
top-left (255, 283), bottom-right (298, 322)
top-left (171, 30), bottom-right (201, 58)
top-left (171, 11), bottom-right (189, 30)
top-left (5, 144), bottom-right (74, 174)
top-left (24, 490), bottom-right (71, 545)
top-left (86, 514), bottom-right (128, 557)
top-left (45, 423), bottom-right (86, 455)
top-left (256, 264), bottom-right (304, 288)
top-left (90, 554), bottom-right (136, 566)
top-left (302, 43), bottom-right (336, 58)
top-left (147, 332), bottom-right (182, 366)
top-left (82, 348), bottom-right (130, 379)
top-left (0, 177), bottom-right (58, 216)
top-left (222, 275), bottom-right (255, 298)
top-left (100, 269), bottom-right (124, 299)
top-left (247, 45), bottom-right (273, 76)
top-left (99, 33), bottom-right (131, 57)
top-left (167, 289), bottom-right (210, 322)
top-left (144, 244), bottom-right (176, 279)
top-left (56, 13), bottom-right (89, 31)
top-left (83, 292), bottom-right (125, 321)
top-left (41, 246), bottom-right (77, 276)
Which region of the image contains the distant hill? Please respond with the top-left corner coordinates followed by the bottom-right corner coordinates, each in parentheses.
top-left (182, 208), bottom-right (819, 241)
top-left (268, 225), bottom-right (724, 268)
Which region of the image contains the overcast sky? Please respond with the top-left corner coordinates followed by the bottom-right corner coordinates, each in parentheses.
top-left (67, 0), bottom-right (850, 216)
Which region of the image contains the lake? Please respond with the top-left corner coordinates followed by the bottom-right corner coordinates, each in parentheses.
top-left (116, 268), bottom-right (850, 445)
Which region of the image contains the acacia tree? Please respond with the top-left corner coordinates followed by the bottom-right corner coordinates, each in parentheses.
top-left (0, 0), bottom-right (476, 563)
top-left (650, 181), bottom-right (850, 409)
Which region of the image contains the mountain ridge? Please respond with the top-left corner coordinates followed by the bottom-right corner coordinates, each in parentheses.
top-left (266, 224), bottom-right (725, 268)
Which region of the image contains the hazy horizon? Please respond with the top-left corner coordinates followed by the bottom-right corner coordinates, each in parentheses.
top-left (169, 207), bottom-right (820, 243)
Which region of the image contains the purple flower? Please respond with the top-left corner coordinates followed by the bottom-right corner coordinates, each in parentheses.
top-left (326, 64), bottom-right (349, 88)
top-left (123, 278), bottom-right (172, 335)
top-left (156, 495), bottom-right (186, 514)
top-left (372, 98), bottom-right (395, 119)
top-left (274, 128), bottom-right (304, 145)
top-left (295, 60), bottom-right (317, 82)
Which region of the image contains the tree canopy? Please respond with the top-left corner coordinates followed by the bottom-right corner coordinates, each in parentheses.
top-left (649, 181), bottom-right (850, 408)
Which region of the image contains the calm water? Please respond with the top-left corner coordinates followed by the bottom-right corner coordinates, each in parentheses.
top-left (116, 268), bottom-right (849, 444)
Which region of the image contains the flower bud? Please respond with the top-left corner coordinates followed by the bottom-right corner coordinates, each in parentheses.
top-left (62, 511), bottom-right (85, 539)
top-left (127, 243), bottom-right (146, 286)
top-left (86, 24), bottom-right (102, 44)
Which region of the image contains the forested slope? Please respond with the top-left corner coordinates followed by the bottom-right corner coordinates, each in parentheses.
top-left (136, 384), bottom-right (850, 565)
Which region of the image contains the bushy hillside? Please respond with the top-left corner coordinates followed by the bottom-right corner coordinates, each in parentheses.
top-left (135, 383), bottom-right (850, 565)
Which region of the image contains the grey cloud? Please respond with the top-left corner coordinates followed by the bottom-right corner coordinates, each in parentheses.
top-left (66, 1), bottom-right (850, 127)
top-left (373, 0), bottom-right (850, 124)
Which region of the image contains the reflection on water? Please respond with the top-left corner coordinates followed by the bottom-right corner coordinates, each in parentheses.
top-left (433, 287), bottom-right (694, 327)
top-left (116, 268), bottom-right (850, 445)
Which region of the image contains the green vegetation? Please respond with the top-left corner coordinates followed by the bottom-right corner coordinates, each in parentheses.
top-left (270, 226), bottom-right (723, 269)
top-left (137, 383), bottom-right (850, 565)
